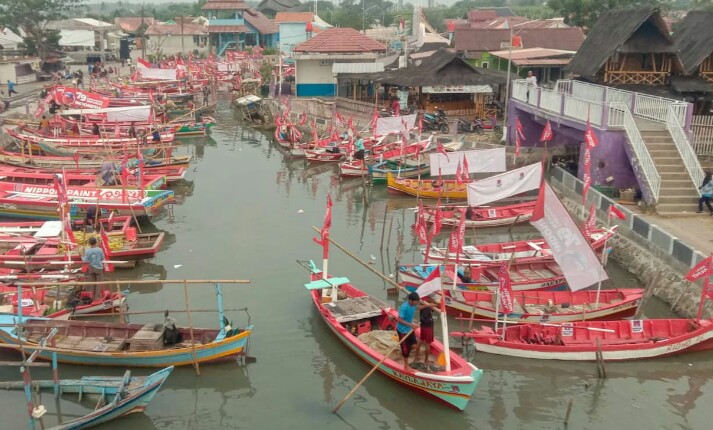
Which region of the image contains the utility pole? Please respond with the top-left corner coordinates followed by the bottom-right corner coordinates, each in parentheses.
top-left (362, 0), bottom-right (365, 33)
top-left (180, 15), bottom-right (185, 53)
top-left (140, 4), bottom-right (146, 59)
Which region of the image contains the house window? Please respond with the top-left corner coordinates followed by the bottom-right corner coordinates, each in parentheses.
top-left (481, 61), bottom-right (489, 69)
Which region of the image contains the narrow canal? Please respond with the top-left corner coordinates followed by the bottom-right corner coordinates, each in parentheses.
top-left (0, 100), bottom-right (710, 429)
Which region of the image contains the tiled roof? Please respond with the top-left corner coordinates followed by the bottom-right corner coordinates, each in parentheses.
top-left (206, 25), bottom-right (251, 33)
top-left (293, 27), bottom-right (385, 53)
top-left (244, 9), bottom-right (278, 34)
top-left (145, 23), bottom-right (207, 36)
top-left (274, 12), bottom-right (314, 23)
top-left (257, 0), bottom-right (302, 12)
top-left (453, 27), bottom-right (585, 55)
top-left (202, 0), bottom-right (251, 11)
top-left (115, 17), bottom-right (155, 33)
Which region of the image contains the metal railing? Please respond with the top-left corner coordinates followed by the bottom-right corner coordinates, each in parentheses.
top-left (570, 80), bottom-right (606, 102)
top-left (608, 102), bottom-right (661, 204)
top-left (563, 95), bottom-right (603, 126)
top-left (512, 81), bottom-right (528, 102)
top-left (666, 103), bottom-right (704, 190)
top-left (539, 88), bottom-right (562, 114)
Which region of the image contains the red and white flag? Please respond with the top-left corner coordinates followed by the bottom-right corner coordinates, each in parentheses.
top-left (100, 229), bottom-right (115, 272)
top-left (584, 204), bottom-right (597, 237)
top-left (498, 262), bottom-right (514, 314)
top-left (313, 194), bottom-right (333, 251)
top-left (540, 120), bottom-right (553, 142)
top-left (582, 147), bottom-right (592, 205)
top-left (515, 116), bottom-right (525, 141)
top-left (530, 182), bottom-right (608, 291)
top-left (298, 111), bottom-right (307, 126)
top-left (415, 266), bottom-right (442, 298)
top-left (137, 57), bottom-right (151, 68)
top-left (415, 201), bottom-right (428, 245)
top-left (430, 206), bottom-right (442, 236)
top-left (447, 208), bottom-right (467, 257)
top-left (585, 119), bottom-right (599, 149)
top-left (685, 255), bottom-right (712, 282)
top-left (608, 205), bottom-right (626, 220)
top-left (437, 141), bottom-right (450, 162)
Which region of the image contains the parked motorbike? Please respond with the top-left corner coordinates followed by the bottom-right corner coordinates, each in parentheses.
top-left (455, 118), bottom-right (475, 133)
top-left (422, 108), bottom-right (449, 134)
top-left (472, 116), bottom-right (502, 134)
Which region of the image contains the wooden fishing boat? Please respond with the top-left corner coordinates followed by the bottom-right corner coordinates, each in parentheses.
top-left (427, 288), bottom-right (643, 322)
top-left (424, 228), bottom-right (615, 264)
top-left (387, 173), bottom-right (467, 199)
top-left (304, 261), bottom-right (482, 410)
top-left (339, 138), bottom-right (433, 178)
top-left (0, 162), bottom-right (187, 184)
top-left (0, 284), bottom-right (125, 320)
top-left (0, 182), bottom-right (174, 220)
top-left (0, 166), bottom-right (167, 191)
top-left (0, 314), bottom-right (253, 367)
top-left (304, 146), bottom-right (346, 163)
top-left (174, 117), bottom-right (216, 137)
top-left (453, 318), bottom-right (713, 361)
top-left (0, 366), bottom-right (173, 429)
top-left (0, 220), bottom-right (165, 270)
top-left (7, 126), bottom-right (176, 149)
top-left (370, 160), bottom-right (430, 184)
top-left (399, 262), bottom-right (568, 292)
top-left (420, 201), bottom-right (536, 228)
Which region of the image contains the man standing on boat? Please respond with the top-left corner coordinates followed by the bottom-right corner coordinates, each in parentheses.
top-left (397, 292), bottom-right (421, 371)
top-left (82, 237), bottom-right (105, 299)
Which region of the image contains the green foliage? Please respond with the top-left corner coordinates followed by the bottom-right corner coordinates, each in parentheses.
top-left (0, 0), bottom-right (82, 58)
top-left (545, 0), bottom-right (662, 30)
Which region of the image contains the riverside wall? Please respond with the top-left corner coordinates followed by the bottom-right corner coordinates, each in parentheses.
top-left (551, 167), bottom-right (712, 319)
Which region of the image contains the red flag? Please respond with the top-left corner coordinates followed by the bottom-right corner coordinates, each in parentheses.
top-left (447, 208), bottom-right (467, 256)
top-left (370, 108), bottom-right (379, 134)
top-left (401, 118), bottom-right (409, 143)
top-left (72, 152), bottom-right (80, 171)
top-left (455, 160), bottom-right (463, 185)
top-left (585, 119), bottom-right (599, 149)
top-left (498, 262), bottom-right (514, 314)
top-left (608, 205), bottom-right (626, 220)
top-left (313, 194), bottom-right (333, 255)
top-left (461, 156), bottom-right (470, 183)
top-left (582, 148), bottom-right (591, 205)
top-left (584, 204), bottom-right (596, 237)
top-left (430, 206), bottom-right (442, 236)
top-left (120, 155), bottom-right (129, 204)
top-left (137, 57), bottom-right (151, 68)
top-left (515, 116), bottom-right (525, 141)
top-left (418, 113), bottom-right (423, 136)
top-left (298, 111), bottom-right (307, 126)
top-left (100, 229), bottom-right (115, 272)
top-left (685, 256), bottom-right (712, 282)
top-left (335, 111), bottom-right (345, 127)
top-left (437, 141), bottom-right (450, 162)
top-left (540, 120), bottom-right (553, 142)
top-left (415, 201), bottom-right (428, 245)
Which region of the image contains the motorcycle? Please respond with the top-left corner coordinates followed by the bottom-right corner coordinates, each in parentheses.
top-left (472, 116), bottom-right (501, 134)
top-left (421, 108), bottom-right (450, 134)
top-left (455, 118), bottom-right (475, 133)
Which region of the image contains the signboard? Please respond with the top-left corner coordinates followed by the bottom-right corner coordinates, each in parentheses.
top-left (561, 323), bottom-right (574, 337)
top-left (421, 85), bottom-right (492, 94)
top-left (54, 86), bottom-right (110, 109)
top-left (15, 184), bottom-right (148, 201)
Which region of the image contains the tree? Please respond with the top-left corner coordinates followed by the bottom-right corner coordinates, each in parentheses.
top-left (546, 0), bottom-right (661, 30)
top-left (0, 0), bottom-right (82, 59)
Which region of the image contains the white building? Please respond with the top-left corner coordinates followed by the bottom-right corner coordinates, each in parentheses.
top-left (144, 20), bottom-right (209, 56)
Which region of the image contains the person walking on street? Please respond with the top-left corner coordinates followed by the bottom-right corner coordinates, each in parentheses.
top-left (6, 80), bottom-right (17, 96)
top-left (82, 237), bottom-right (105, 299)
top-left (698, 171), bottom-right (713, 214)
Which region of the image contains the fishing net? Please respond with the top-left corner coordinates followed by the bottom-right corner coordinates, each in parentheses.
top-left (357, 330), bottom-right (401, 361)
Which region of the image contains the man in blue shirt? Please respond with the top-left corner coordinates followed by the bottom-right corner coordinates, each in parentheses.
top-left (82, 237), bottom-right (105, 299)
top-left (354, 134), bottom-right (365, 160)
top-left (6, 80), bottom-right (17, 96)
top-left (397, 292), bottom-right (421, 371)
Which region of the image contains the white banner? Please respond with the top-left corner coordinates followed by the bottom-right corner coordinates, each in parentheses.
top-left (530, 182), bottom-right (608, 291)
top-left (466, 162), bottom-right (543, 206)
top-left (375, 114), bottom-right (416, 136)
top-left (106, 106), bottom-right (152, 122)
top-left (429, 148), bottom-right (506, 176)
top-left (138, 68), bottom-right (177, 81)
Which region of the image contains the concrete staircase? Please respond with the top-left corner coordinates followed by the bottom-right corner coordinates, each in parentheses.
top-left (640, 128), bottom-right (701, 214)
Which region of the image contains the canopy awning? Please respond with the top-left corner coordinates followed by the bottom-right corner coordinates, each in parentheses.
top-left (332, 62), bottom-right (384, 75)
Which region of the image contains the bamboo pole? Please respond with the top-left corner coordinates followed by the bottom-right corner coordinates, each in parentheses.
top-left (69, 308), bottom-right (242, 318)
top-left (333, 329), bottom-right (414, 413)
top-left (312, 226), bottom-right (404, 293)
top-left (184, 280), bottom-right (200, 376)
top-left (1, 279), bottom-right (251, 289)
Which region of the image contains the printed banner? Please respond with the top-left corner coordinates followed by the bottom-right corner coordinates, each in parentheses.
top-left (466, 162), bottom-right (542, 206)
top-left (106, 106), bottom-right (152, 123)
top-left (54, 86), bottom-right (110, 109)
top-left (374, 114), bottom-right (416, 136)
top-left (429, 148), bottom-right (506, 177)
top-left (530, 182), bottom-right (608, 291)
top-left (14, 183), bottom-right (148, 201)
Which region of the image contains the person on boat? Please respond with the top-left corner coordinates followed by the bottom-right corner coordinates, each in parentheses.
top-left (413, 301), bottom-right (438, 366)
top-left (698, 171), bottom-right (713, 214)
top-left (84, 206), bottom-right (98, 233)
top-left (354, 134), bottom-right (365, 160)
top-left (128, 123), bottom-right (137, 139)
top-left (152, 129), bottom-right (161, 142)
top-left (92, 123), bottom-right (100, 136)
top-left (39, 117), bottom-right (50, 135)
top-left (82, 237), bottom-right (105, 299)
top-left (465, 206), bottom-right (474, 220)
top-left (396, 292), bottom-right (421, 372)
top-left (391, 97), bottom-right (400, 116)
top-left (458, 266), bottom-right (473, 283)
top-left (279, 125), bottom-right (288, 141)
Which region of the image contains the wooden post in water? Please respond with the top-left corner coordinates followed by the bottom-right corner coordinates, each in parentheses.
top-left (564, 398), bottom-right (574, 426)
top-left (184, 281), bottom-right (200, 376)
top-left (379, 206), bottom-right (388, 251)
top-left (595, 338), bottom-right (606, 379)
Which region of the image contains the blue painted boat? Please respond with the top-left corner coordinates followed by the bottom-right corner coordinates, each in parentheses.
top-left (369, 160), bottom-right (431, 184)
top-left (0, 315), bottom-right (252, 368)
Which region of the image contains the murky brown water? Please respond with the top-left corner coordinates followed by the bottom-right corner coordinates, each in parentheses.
top-left (0, 100), bottom-right (709, 429)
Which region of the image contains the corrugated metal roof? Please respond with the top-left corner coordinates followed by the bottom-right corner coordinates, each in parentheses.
top-left (332, 62), bottom-right (385, 74)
